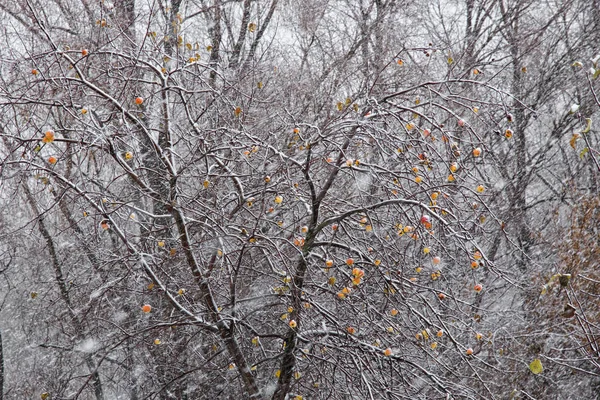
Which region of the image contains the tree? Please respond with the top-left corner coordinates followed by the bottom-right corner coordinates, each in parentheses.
top-left (0, 0), bottom-right (598, 399)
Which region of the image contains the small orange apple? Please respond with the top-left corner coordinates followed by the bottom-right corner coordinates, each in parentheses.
top-left (142, 304), bottom-right (152, 313)
top-left (473, 147), bottom-right (482, 157)
top-left (438, 292), bottom-right (446, 300)
top-left (81, 49), bottom-right (88, 56)
top-left (466, 348), bottom-right (473, 355)
top-left (346, 258), bottom-right (354, 266)
top-left (325, 259), bottom-right (334, 268)
top-left (135, 97), bottom-right (144, 105)
top-left (383, 348), bottom-right (392, 356)
top-left (48, 156), bottom-right (57, 164)
top-left (474, 283), bottom-right (483, 293)
top-left (42, 130), bottom-right (55, 143)
top-left (347, 326), bottom-right (356, 334)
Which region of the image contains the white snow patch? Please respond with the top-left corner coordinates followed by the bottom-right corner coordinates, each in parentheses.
top-left (112, 310), bottom-right (128, 323)
top-left (75, 338), bottom-right (100, 353)
top-left (262, 382), bottom-right (278, 398)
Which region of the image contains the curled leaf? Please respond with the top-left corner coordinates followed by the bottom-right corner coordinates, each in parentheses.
top-left (582, 118), bottom-right (592, 134)
top-left (570, 134), bottom-right (580, 149)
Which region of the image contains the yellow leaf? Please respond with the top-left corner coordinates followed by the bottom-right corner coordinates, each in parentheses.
top-left (580, 147), bottom-right (589, 159)
top-left (582, 118), bottom-right (592, 134)
top-left (248, 22), bottom-right (257, 32)
top-left (529, 358), bottom-right (543, 374)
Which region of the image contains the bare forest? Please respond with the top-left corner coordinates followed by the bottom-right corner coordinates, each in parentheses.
top-left (0, 0), bottom-right (599, 399)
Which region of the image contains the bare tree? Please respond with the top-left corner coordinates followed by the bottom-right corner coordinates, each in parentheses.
top-left (0, 0), bottom-right (598, 399)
